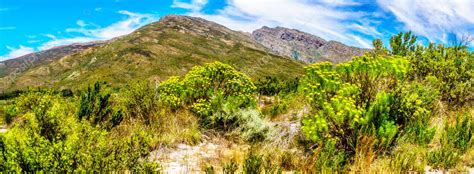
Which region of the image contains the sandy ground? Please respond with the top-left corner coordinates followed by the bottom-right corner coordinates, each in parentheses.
top-left (150, 137), bottom-right (250, 173)
top-left (0, 125), bottom-right (6, 133)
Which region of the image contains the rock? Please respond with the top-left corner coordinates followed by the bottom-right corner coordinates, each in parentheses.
top-left (252, 26), bottom-right (368, 63)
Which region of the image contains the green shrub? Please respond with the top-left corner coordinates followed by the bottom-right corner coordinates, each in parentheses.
top-left (313, 139), bottom-right (347, 172)
top-left (408, 43), bottom-right (473, 105)
top-left (427, 113), bottom-right (473, 169)
top-left (444, 113), bottom-right (473, 153)
top-left (390, 147), bottom-right (425, 172)
top-left (223, 160), bottom-right (238, 174)
top-left (3, 104), bottom-right (17, 124)
top-left (255, 76), bottom-right (299, 95)
top-left (160, 62), bottom-right (269, 142)
top-left (0, 92), bottom-right (156, 172)
top-left (157, 76), bottom-right (185, 110)
top-left (204, 165), bottom-right (215, 174)
top-left (182, 62), bottom-right (256, 107)
top-left (427, 145), bottom-right (461, 170)
top-left (243, 153), bottom-right (263, 174)
top-left (78, 82), bottom-right (122, 128)
top-left (120, 80), bottom-right (157, 123)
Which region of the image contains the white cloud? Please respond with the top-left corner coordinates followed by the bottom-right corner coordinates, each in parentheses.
top-left (0, 45), bottom-right (34, 61)
top-left (76, 20), bottom-right (86, 28)
top-left (177, 0), bottom-right (378, 48)
top-left (172, 0), bottom-right (209, 12)
top-left (1, 10), bottom-right (158, 60)
top-left (377, 0), bottom-right (474, 44)
top-left (40, 10), bottom-right (157, 50)
top-left (38, 37), bottom-right (97, 50)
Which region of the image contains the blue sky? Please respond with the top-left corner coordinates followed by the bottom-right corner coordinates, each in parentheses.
top-left (0, 0), bottom-right (473, 61)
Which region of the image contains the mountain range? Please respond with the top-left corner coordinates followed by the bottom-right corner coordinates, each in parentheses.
top-left (0, 15), bottom-right (367, 92)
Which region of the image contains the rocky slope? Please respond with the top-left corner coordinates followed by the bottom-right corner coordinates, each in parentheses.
top-left (0, 41), bottom-right (105, 78)
top-left (0, 15), bottom-right (304, 92)
top-left (0, 41), bottom-right (106, 90)
top-left (252, 26), bottom-right (367, 63)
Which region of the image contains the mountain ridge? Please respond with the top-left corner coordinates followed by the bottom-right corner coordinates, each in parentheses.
top-left (0, 15), bottom-right (305, 92)
top-left (252, 26), bottom-right (368, 63)
top-left (0, 15), bottom-right (368, 92)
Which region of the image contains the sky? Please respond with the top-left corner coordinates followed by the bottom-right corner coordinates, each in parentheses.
top-left (0, 0), bottom-right (473, 61)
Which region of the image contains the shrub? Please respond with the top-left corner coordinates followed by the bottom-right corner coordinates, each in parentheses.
top-left (444, 113), bottom-right (473, 153)
top-left (313, 139), bottom-right (347, 172)
top-left (255, 76), bottom-right (299, 95)
top-left (182, 62), bottom-right (256, 108)
top-left (0, 92), bottom-right (156, 172)
top-left (301, 55), bottom-right (410, 164)
top-left (78, 82), bottom-right (122, 127)
top-left (223, 160), bottom-right (238, 174)
top-left (408, 43), bottom-right (473, 105)
top-left (243, 153), bottom-right (263, 174)
top-left (157, 76), bottom-right (185, 110)
top-left (3, 104), bottom-right (17, 124)
top-left (159, 62), bottom-right (269, 142)
top-left (120, 80), bottom-right (157, 123)
top-left (427, 145), bottom-right (461, 170)
top-left (427, 113), bottom-right (473, 169)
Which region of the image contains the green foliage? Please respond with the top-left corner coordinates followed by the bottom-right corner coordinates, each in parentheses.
top-left (120, 80), bottom-right (157, 123)
top-left (313, 139), bottom-right (347, 172)
top-left (183, 62), bottom-right (257, 107)
top-left (392, 81), bottom-right (438, 145)
top-left (371, 39), bottom-right (388, 57)
top-left (78, 82), bottom-right (122, 127)
top-left (427, 114), bottom-right (473, 169)
top-left (243, 153), bottom-right (263, 174)
top-left (427, 145), bottom-right (461, 170)
top-left (3, 104), bottom-right (17, 124)
top-left (444, 114), bottom-right (474, 153)
top-left (389, 145), bottom-right (426, 173)
top-left (223, 160), bottom-right (238, 174)
top-left (366, 92), bottom-right (398, 149)
top-left (301, 55), bottom-right (409, 153)
top-left (390, 31), bottom-right (417, 56)
top-left (255, 76), bottom-right (299, 95)
top-left (408, 43), bottom-right (473, 105)
top-left (0, 91), bottom-right (156, 172)
top-left (204, 165), bottom-right (216, 174)
top-left (160, 62), bottom-right (269, 141)
top-left (157, 76), bottom-right (185, 110)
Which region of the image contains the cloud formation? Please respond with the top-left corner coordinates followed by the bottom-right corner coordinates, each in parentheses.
top-left (172, 0), bottom-right (208, 12)
top-left (179, 0), bottom-right (379, 48)
top-left (0, 45), bottom-right (34, 60)
top-left (377, 0), bottom-right (474, 44)
top-left (0, 10), bottom-right (157, 60)
top-left (42, 10), bottom-right (157, 50)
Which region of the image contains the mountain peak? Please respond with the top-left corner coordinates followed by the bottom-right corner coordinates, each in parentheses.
top-left (252, 26), bottom-right (366, 63)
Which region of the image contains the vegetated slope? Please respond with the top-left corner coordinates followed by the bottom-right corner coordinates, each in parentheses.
top-left (0, 41), bottom-right (105, 78)
top-left (253, 26), bottom-right (368, 63)
top-left (1, 15), bottom-right (304, 91)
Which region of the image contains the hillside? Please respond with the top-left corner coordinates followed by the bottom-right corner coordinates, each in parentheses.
top-left (0, 41), bottom-right (104, 82)
top-left (253, 26), bottom-right (367, 63)
top-left (0, 15), bottom-right (305, 91)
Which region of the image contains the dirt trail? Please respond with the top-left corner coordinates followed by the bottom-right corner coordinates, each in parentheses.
top-left (150, 137), bottom-right (250, 173)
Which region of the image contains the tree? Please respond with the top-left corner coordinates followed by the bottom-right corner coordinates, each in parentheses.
top-left (390, 31), bottom-right (417, 56)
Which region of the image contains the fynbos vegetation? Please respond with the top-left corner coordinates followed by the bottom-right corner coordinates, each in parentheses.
top-left (0, 31), bottom-right (472, 172)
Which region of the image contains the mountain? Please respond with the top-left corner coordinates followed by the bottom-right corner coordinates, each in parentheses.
top-left (0, 15), bottom-right (304, 92)
top-left (252, 26), bottom-right (368, 63)
top-left (0, 41), bottom-right (105, 78)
